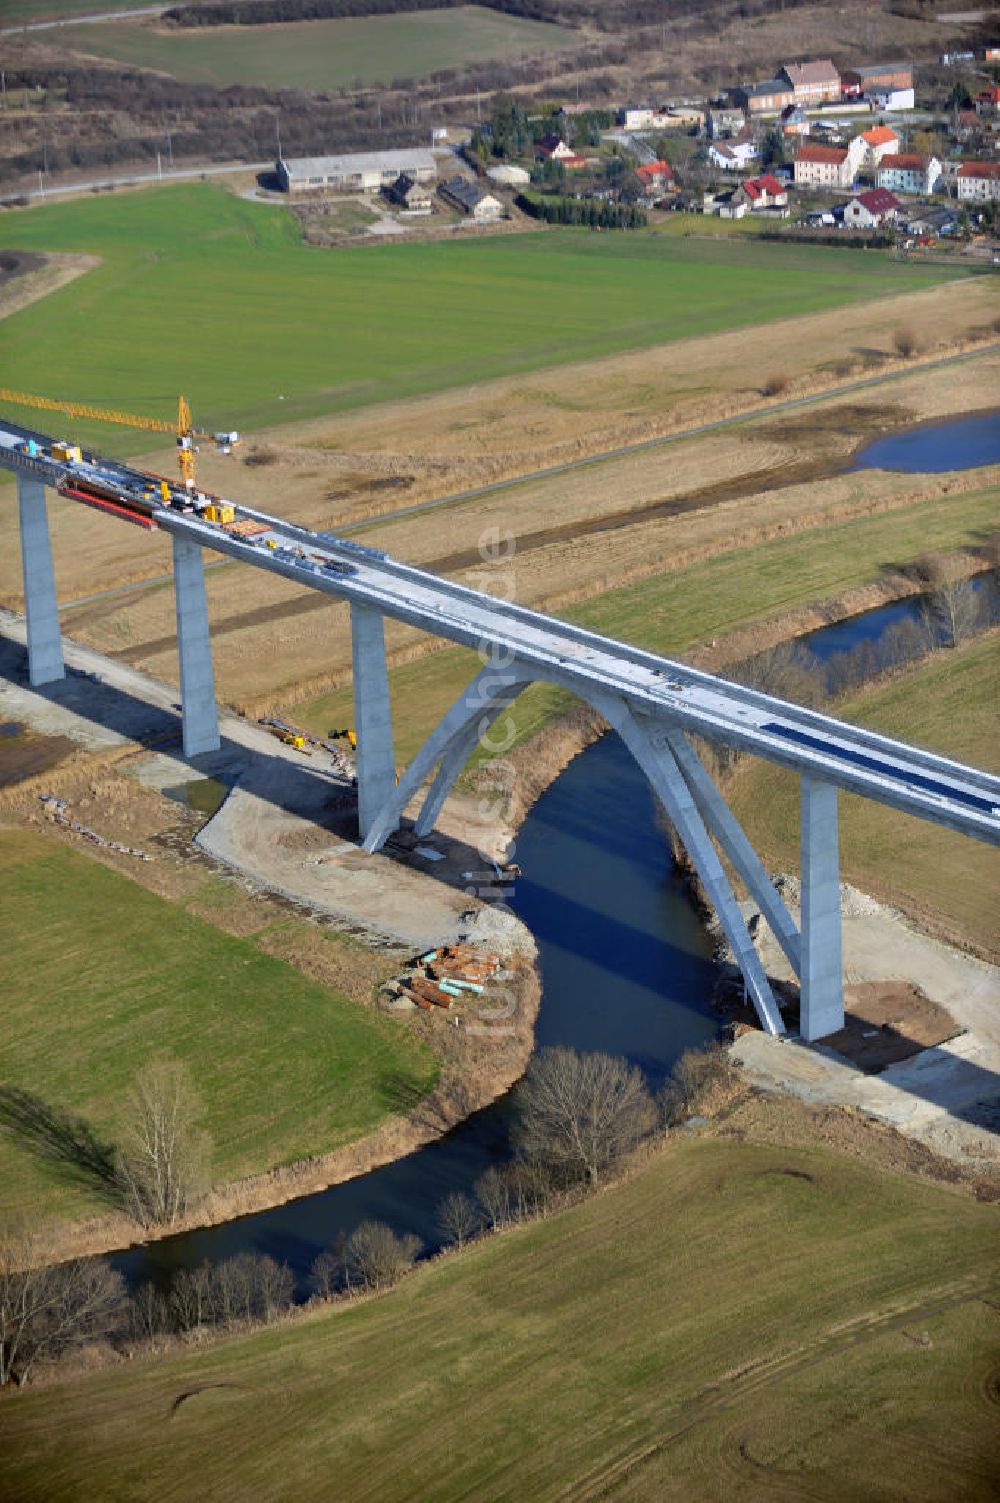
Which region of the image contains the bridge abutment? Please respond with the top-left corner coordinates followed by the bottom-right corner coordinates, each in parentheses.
top-left (351, 603), bottom-right (397, 843)
top-left (799, 775), bottom-right (844, 1041)
top-left (172, 535), bottom-right (221, 758)
top-left (17, 474), bottom-right (65, 688)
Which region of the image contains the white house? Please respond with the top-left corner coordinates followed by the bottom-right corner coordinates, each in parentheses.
top-left (794, 136), bottom-right (864, 188)
top-left (868, 87), bottom-right (915, 111)
top-left (842, 187), bottom-right (902, 227)
top-left (709, 139), bottom-right (758, 171)
top-left (859, 124), bottom-right (899, 168)
top-left (956, 160), bottom-right (1000, 201)
top-left (876, 153), bottom-right (941, 194)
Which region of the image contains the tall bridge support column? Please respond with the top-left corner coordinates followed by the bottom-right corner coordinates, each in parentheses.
top-left (799, 775), bottom-right (843, 1041)
top-left (17, 476), bottom-right (64, 688)
top-left (351, 603), bottom-right (397, 844)
top-left (172, 535), bottom-right (220, 758)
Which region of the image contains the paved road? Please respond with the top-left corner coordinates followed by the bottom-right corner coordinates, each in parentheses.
top-left (0, 4), bottom-right (164, 32)
top-left (7, 159), bottom-right (273, 202)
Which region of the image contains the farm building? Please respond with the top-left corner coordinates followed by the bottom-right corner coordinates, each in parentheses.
top-left (438, 176), bottom-right (504, 220)
top-left (388, 173), bottom-right (433, 213)
top-left (277, 149), bottom-right (436, 194)
top-left (842, 62), bottom-right (913, 96)
top-left (779, 59), bottom-right (841, 105)
top-left (487, 164), bottom-right (531, 187)
top-left (842, 187), bottom-right (902, 227)
top-left (876, 153), bottom-right (941, 195)
top-left (956, 161), bottom-right (1000, 201)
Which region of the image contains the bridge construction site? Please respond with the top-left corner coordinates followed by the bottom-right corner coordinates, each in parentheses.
top-left (3, 411), bottom-right (999, 1046)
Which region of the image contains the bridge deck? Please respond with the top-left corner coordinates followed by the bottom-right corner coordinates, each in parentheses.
top-left (3, 419), bottom-right (999, 846)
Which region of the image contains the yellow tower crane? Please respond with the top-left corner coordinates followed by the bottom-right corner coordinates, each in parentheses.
top-left (0, 389), bottom-right (240, 491)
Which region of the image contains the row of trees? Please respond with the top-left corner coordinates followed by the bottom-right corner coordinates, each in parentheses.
top-left (2, 1046), bottom-right (733, 1387)
top-left (517, 192), bottom-right (649, 229)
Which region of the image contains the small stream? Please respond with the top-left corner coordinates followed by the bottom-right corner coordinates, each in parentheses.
top-left (112, 413), bottom-right (1000, 1292)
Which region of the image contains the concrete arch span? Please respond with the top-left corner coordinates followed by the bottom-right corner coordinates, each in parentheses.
top-left (360, 660), bottom-right (800, 1038)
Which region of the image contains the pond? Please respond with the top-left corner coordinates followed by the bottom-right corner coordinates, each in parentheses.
top-left (851, 409), bottom-right (1000, 473)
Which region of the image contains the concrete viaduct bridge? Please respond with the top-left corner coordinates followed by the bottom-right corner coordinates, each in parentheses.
top-left (4, 418), bottom-right (999, 1045)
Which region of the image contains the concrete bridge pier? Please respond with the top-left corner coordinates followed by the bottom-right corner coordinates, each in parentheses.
top-left (799, 775), bottom-right (844, 1041)
top-left (17, 475), bottom-right (65, 688)
top-left (351, 603), bottom-right (397, 843)
top-left (172, 535), bottom-right (220, 758)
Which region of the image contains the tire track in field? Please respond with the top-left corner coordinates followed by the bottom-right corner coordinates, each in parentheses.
top-left (565, 1270), bottom-right (1000, 1502)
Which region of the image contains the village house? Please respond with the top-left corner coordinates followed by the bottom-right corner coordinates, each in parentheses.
top-left (780, 104), bottom-right (811, 138)
top-left (976, 86), bottom-right (1000, 117)
top-left (535, 134), bottom-right (588, 169)
top-left (956, 160), bottom-right (1000, 202)
top-left (635, 160), bottom-right (675, 198)
top-left (901, 203), bottom-right (958, 236)
top-left (794, 137), bottom-right (864, 189)
top-left (859, 123), bottom-right (899, 168)
top-left (437, 176), bottom-right (504, 220)
top-left (708, 138), bottom-right (758, 171)
top-left (707, 105), bottom-right (747, 139)
top-left (779, 59), bottom-right (841, 105)
top-left (620, 106), bottom-right (672, 130)
top-left (876, 152), bottom-right (941, 195)
top-left (842, 187), bottom-right (902, 227)
top-left (738, 78), bottom-right (795, 116)
top-left (734, 172), bottom-right (789, 211)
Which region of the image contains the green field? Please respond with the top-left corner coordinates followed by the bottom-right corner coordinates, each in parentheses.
top-left (52, 6), bottom-right (577, 89)
top-left (295, 485), bottom-right (1000, 762)
top-left (0, 1129), bottom-right (997, 1499)
top-left (729, 629), bottom-right (1000, 956)
top-left (0, 829), bottom-right (437, 1227)
top-left (0, 184), bottom-right (964, 453)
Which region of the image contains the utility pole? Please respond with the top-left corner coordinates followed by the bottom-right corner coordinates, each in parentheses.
top-left (157, 149), bottom-right (162, 179)
top-left (1, 72), bottom-right (6, 111)
top-left (275, 114), bottom-right (282, 161)
top-left (166, 130), bottom-right (173, 168)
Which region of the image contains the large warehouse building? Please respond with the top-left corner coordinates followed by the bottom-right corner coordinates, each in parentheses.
top-left (277, 149), bottom-right (437, 194)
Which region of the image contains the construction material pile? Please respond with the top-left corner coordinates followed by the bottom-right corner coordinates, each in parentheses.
top-left (385, 943), bottom-right (503, 1011)
top-left (38, 793), bottom-right (154, 861)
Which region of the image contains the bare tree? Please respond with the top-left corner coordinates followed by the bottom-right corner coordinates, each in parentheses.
top-left (513, 1048), bottom-right (657, 1187)
top-left (761, 372), bottom-right (789, 397)
top-left (169, 1263), bottom-right (213, 1332)
top-left (475, 1165), bottom-right (512, 1231)
top-left (915, 553), bottom-right (981, 648)
top-left (1, 1224), bottom-right (126, 1388)
top-left (114, 1057), bottom-right (209, 1228)
top-left (344, 1221), bottom-right (421, 1293)
top-left (659, 1043), bottom-right (738, 1126)
top-left (437, 1191), bottom-right (480, 1249)
top-left (129, 1282), bottom-right (170, 1343)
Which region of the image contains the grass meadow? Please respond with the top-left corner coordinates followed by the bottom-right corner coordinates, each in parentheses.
top-left (0, 829), bottom-right (437, 1228)
top-left (0, 1131), bottom-right (996, 1500)
top-left (51, 6), bottom-right (578, 90)
top-left (0, 184), bottom-right (964, 454)
top-left (728, 628), bottom-right (1000, 956)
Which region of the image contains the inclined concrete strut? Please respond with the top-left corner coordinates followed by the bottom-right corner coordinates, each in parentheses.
top-left (172, 536), bottom-right (221, 758)
top-left (17, 475), bottom-right (64, 688)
